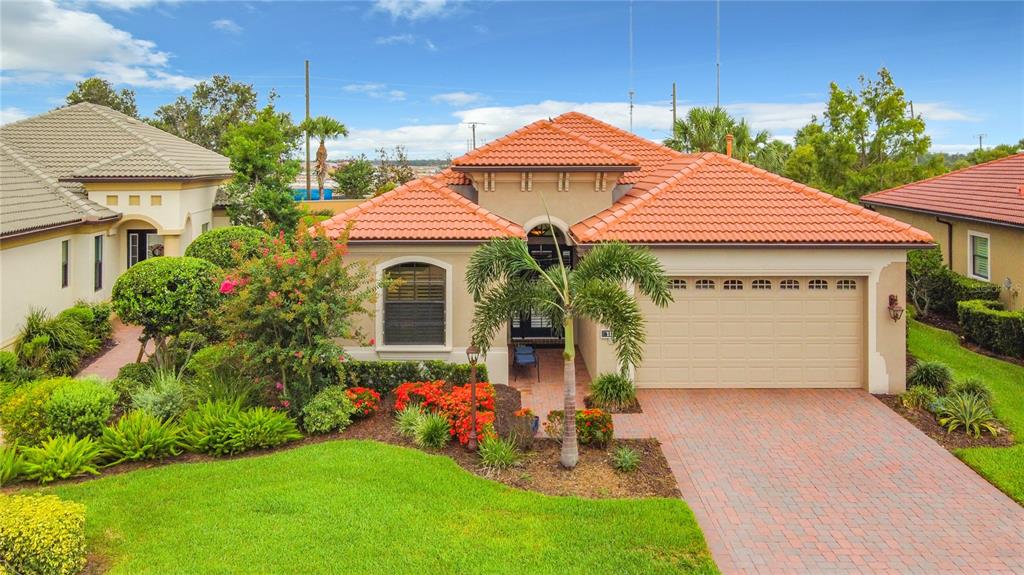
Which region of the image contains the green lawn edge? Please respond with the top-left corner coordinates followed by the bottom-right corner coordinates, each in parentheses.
top-left (40, 439), bottom-right (718, 575)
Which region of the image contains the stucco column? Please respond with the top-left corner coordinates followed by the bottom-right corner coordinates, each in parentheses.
top-left (162, 235), bottom-right (181, 257)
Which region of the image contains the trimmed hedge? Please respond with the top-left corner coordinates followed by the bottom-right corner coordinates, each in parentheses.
top-left (957, 299), bottom-right (1024, 358)
top-left (0, 494), bottom-right (87, 575)
top-left (340, 360), bottom-right (490, 394)
top-left (184, 225), bottom-right (270, 269)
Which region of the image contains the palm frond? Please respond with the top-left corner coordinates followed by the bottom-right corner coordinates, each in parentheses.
top-left (573, 279), bottom-right (646, 373)
top-left (465, 238), bottom-right (542, 301)
top-left (571, 242), bottom-right (673, 307)
top-left (469, 276), bottom-right (557, 355)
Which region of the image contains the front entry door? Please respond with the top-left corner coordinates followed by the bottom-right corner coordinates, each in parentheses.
top-left (127, 229), bottom-right (157, 267)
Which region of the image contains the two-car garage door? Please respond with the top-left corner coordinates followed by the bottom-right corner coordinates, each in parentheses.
top-left (636, 276), bottom-right (865, 388)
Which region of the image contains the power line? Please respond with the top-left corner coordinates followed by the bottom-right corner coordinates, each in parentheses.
top-left (463, 122), bottom-right (486, 149)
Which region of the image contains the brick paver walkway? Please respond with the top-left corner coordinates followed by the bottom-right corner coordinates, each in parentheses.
top-left (78, 320), bottom-right (148, 380)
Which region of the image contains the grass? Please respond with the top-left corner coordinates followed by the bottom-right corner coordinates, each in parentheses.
top-left (43, 440), bottom-right (717, 574)
top-left (908, 319), bottom-right (1024, 504)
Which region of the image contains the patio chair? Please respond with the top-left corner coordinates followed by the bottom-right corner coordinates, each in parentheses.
top-left (513, 345), bottom-right (539, 381)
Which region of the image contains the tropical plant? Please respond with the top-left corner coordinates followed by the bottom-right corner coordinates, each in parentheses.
top-left (130, 368), bottom-right (188, 421)
top-left (100, 410), bottom-right (185, 465)
top-left (43, 377), bottom-right (117, 438)
top-left (0, 443), bottom-right (25, 486)
top-left (938, 392), bottom-right (1000, 438)
top-left (21, 435), bottom-right (101, 484)
top-left (414, 412), bottom-right (451, 449)
top-left (589, 372), bottom-right (637, 411)
top-left (467, 233), bottom-right (671, 467)
top-left (183, 344), bottom-right (262, 407)
top-left (478, 435), bottom-right (521, 471)
top-left (302, 386), bottom-right (356, 434)
top-left (900, 385), bottom-right (938, 410)
top-left (663, 106), bottom-right (791, 173)
top-left (299, 115), bottom-right (348, 197)
top-left (229, 407), bottom-right (303, 452)
top-left (950, 377), bottom-right (993, 405)
top-left (610, 446), bottom-right (641, 472)
top-left (184, 225), bottom-right (271, 269)
top-left (395, 405), bottom-right (425, 437)
top-left (907, 360), bottom-right (954, 394)
top-left (14, 308), bottom-right (98, 375)
top-left (182, 400), bottom-right (301, 456)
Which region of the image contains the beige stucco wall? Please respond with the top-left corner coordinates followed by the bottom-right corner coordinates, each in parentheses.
top-left (576, 316), bottom-right (620, 381)
top-left (582, 247), bottom-right (911, 394)
top-left (297, 199), bottom-right (364, 215)
top-left (468, 171), bottom-right (623, 229)
top-left (341, 243), bottom-right (509, 385)
top-left (0, 223), bottom-right (118, 348)
top-left (872, 206), bottom-right (1023, 311)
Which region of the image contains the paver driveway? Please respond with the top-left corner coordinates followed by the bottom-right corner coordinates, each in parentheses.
top-left (633, 389), bottom-right (1024, 575)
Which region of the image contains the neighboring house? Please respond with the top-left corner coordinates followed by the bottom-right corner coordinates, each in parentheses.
top-left (321, 112), bottom-right (932, 392)
top-left (0, 103), bottom-right (232, 347)
top-left (862, 153), bottom-right (1024, 311)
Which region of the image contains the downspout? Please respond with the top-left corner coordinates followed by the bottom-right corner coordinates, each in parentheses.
top-left (935, 217), bottom-right (954, 268)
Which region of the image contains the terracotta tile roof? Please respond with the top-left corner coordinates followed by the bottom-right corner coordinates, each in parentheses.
top-left (551, 111), bottom-right (694, 184)
top-left (861, 153), bottom-right (1024, 227)
top-left (434, 168), bottom-right (472, 185)
top-left (319, 176), bottom-right (525, 241)
top-left (571, 153), bottom-right (934, 245)
top-left (451, 119), bottom-right (640, 169)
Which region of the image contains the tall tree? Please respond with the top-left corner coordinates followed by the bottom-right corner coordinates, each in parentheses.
top-left (299, 115), bottom-right (349, 197)
top-left (374, 145), bottom-right (415, 190)
top-left (149, 75), bottom-right (258, 153)
top-left (783, 67), bottom-right (945, 199)
top-left (335, 155), bottom-right (376, 199)
top-left (664, 107), bottom-right (791, 174)
top-left (467, 229), bottom-right (671, 468)
top-left (65, 78), bottom-right (139, 118)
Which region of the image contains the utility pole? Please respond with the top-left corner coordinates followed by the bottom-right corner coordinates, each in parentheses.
top-left (463, 122), bottom-right (486, 149)
top-left (977, 133), bottom-right (986, 151)
top-left (715, 0), bottom-right (721, 108)
top-left (305, 59), bottom-right (311, 200)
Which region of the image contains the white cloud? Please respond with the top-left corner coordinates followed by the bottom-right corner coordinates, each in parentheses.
top-left (374, 0), bottom-right (450, 20)
top-left (343, 83), bottom-right (406, 101)
top-left (211, 19), bottom-right (242, 34)
top-left (424, 39), bottom-right (437, 51)
top-left (723, 102), bottom-right (824, 133)
top-left (930, 143), bottom-right (979, 154)
top-left (0, 0), bottom-right (199, 90)
top-left (0, 107), bottom-right (30, 125)
top-left (432, 91), bottom-right (485, 106)
top-left (375, 34), bottom-right (415, 45)
top-left (914, 102), bottom-right (980, 122)
top-left (75, 0), bottom-right (166, 10)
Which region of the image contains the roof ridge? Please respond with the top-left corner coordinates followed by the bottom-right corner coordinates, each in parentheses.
top-left (86, 104), bottom-right (217, 176)
top-left (452, 118), bottom-right (639, 167)
top-left (0, 140), bottom-right (60, 187)
top-left (452, 119), bottom-right (549, 165)
top-left (542, 121), bottom-right (638, 164)
top-left (552, 111), bottom-right (687, 158)
top-left (0, 141), bottom-right (111, 220)
top-left (862, 151), bottom-right (1024, 201)
top-left (430, 179), bottom-right (525, 236)
top-left (707, 153), bottom-right (933, 242)
top-left (70, 144), bottom-right (188, 178)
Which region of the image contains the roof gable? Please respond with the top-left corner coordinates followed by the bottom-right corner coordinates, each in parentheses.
top-left (571, 153), bottom-right (934, 245)
top-left (861, 153), bottom-right (1024, 226)
top-left (451, 119), bottom-right (639, 169)
top-left (319, 177), bottom-right (525, 241)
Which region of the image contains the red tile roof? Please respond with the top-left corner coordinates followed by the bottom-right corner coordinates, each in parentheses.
top-left (319, 176), bottom-right (525, 241)
top-left (861, 153), bottom-right (1024, 226)
top-left (434, 167), bottom-right (471, 185)
top-left (552, 111), bottom-right (694, 184)
top-left (571, 153), bottom-right (934, 245)
top-left (451, 119), bottom-right (640, 169)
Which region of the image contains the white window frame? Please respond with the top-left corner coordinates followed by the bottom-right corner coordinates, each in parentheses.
top-left (967, 230), bottom-right (991, 281)
top-left (375, 256), bottom-right (453, 352)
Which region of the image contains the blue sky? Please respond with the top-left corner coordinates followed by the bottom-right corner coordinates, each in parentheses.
top-left (1, 0), bottom-right (1021, 158)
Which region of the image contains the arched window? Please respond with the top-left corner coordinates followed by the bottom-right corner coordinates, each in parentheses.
top-left (779, 279), bottom-right (800, 290)
top-left (696, 279), bottom-right (715, 290)
top-left (751, 279), bottom-right (772, 290)
top-left (383, 262), bottom-right (446, 345)
top-left (808, 279), bottom-right (829, 290)
top-left (836, 279), bottom-right (857, 290)
top-left (723, 279), bottom-right (744, 290)
top-left (669, 279), bottom-right (687, 290)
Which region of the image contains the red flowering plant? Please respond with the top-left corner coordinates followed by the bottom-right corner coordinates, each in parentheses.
top-left (576, 408), bottom-right (614, 446)
top-left (345, 387), bottom-right (381, 418)
top-left (393, 381), bottom-right (446, 412)
top-left (440, 383), bottom-right (497, 446)
top-left (216, 225), bottom-right (377, 413)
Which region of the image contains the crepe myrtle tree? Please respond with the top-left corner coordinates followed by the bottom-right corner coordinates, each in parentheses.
top-left (467, 231), bottom-right (671, 468)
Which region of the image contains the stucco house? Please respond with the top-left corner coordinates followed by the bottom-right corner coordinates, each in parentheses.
top-left (862, 153), bottom-right (1024, 311)
top-left (320, 112), bottom-right (933, 392)
top-left (0, 103), bottom-right (232, 347)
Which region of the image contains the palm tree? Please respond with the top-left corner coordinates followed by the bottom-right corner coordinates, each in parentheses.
top-left (299, 116), bottom-right (348, 198)
top-left (466, 226), bottom-right (672, 468)
top-left (663, 106), bottom-right (734, 152)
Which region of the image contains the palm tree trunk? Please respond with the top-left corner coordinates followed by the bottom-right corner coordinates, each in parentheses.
top-left (560, 318), bottom-right (579, 468)
top-left (316, 141), bottom-right (328, 193)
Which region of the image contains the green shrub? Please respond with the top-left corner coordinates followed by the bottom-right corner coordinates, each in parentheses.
top-left (302, 386), bottom-right (356, 434)
top-left (589, 372), bottom-right (637, 411)
top-left (341, 360), bottom-right (490, 394)
top-left (950, 377), bottom-right (994, 405)
top-left (0, 349), bottom-right (18, 381)
top-left (906, 360), bottom-right (953, 393)
top-left (14, 309), bottom-right (98, 376)
top-left (111, 362), bottom-right (154, 402)
top-left (184, 225), bottom-right (270, 269)
top-left (949, 274), bottom-right (1002, 307)
top-left (56, 305), bottom-right (93, 333)
top-left (577, 409), bottom-right (614, 446)
top-left (100, 410), bottom-right (185, 465)
top-left (901, 385), bottom-right (938, 410)
top-left (938, 392), bottom-right (1000, 438)
top-left (414, 412), bottom-right (451, 449)
top-left (229, 407), bottom-right (303, 452)
top-left (957, 299), bottom-right (1024, 358)
top-left (182, 400), bottom-right (301, 456)
top-left (184, 344), bottom-right (261, 406)
top-left (478, 435), bottom-right (521, 470)
top-left (395, 405), bottom-right (425, 438)
top-left (43, 378), bottom-right (117, 438)
top-left (21, 435), bottom-right (101, 484)
top-left (0, 494), bottom-right (87, 575)
top-left (74, 300), bottom-right (114, 342)
top-left (610, 446), bottom-right (641, 472)
top-left (130, 369), bottom-right (187, 421)
top-left (0, 378), bottom-right (71, 445)
top-left (0, 444), bottom-right (25, 486)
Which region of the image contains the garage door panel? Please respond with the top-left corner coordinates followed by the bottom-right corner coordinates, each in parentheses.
top-left (637, 277), bottom-right (864, 389)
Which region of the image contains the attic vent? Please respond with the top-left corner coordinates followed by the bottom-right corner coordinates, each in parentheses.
top-left (595, 172), bottom-right (608, 192)
top-left (520, 172), bottom-right (533, 192)
top-left (557, 172), bottom-right (570, 192)
top-left (483, 172), bottom-right (496, 192)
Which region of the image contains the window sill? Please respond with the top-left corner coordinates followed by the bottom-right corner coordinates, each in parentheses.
top-left (968, 273), bottom-right (991, 283)
top-left (376, 345), bottom-right (452, 353)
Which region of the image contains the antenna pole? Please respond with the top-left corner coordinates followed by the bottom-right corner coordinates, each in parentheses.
top-left (628, 1), bottom-right (635, 132)
top-left (715, 0), bottom-right (721, 108)
top-left (671, 81), bottom-right (677, 129)
top-left (305, 59), bottom-right (311, 200)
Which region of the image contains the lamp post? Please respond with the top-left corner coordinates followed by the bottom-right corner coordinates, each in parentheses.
top-left (466, 345), bottom-right (480, 451)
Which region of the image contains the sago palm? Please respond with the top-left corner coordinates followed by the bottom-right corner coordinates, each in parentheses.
top-left (299, 116), bottom-right (349, 196)
top-left (467, 231), bottom-right (671, 468)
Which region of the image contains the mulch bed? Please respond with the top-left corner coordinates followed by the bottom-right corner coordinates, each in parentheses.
top-left (584, 395), bottom-right (642, 414)
top-left (875, 394), bottom-right (1014, 450)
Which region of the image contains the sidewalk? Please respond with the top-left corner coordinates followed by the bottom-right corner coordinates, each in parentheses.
top-left (78, 320), bottom-right (147, 380)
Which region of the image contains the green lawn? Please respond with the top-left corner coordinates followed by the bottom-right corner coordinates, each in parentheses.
top-left (44, 440), bottom-right (717, 574)
top-left (909, 320), bottom-right (1024, 504)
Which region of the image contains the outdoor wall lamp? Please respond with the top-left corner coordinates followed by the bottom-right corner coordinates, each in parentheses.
top-left (888, 294), bottom-right (905, 322)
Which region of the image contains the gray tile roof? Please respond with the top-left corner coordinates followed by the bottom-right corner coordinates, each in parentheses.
top-left (0, 103), bottom-right (232, 237)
